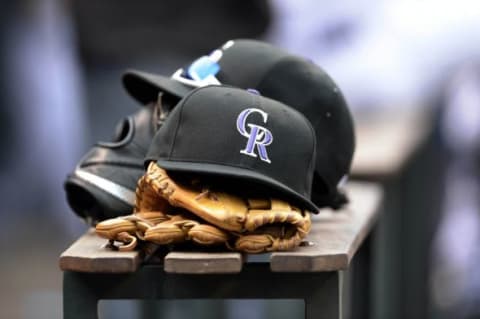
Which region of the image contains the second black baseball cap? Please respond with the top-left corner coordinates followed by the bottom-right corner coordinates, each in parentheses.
top-left (124, 39), bottom-right (355, 209)
top-left (145, 85), bottom-right (318, 213)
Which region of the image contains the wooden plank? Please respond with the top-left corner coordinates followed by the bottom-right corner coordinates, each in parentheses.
top-left (59, 229), bottom-right (144, 273)
top-left (60, 181), bottom-right (382, 274)
top-left (164, 252), bottom-right (243, 274)
top-left (270, 182), bottom-right (383, 272)
top-left (351, 110), bottom-right (430, 179)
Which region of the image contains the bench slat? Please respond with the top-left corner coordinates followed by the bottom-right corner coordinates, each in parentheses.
top-left (59, 181), bottom-right (382, 274)
top-left (59, 229), bottom-right (144, 273)
top-left (270, 182), bottom-right (382, 272)
top-left (164, 252), bottom-right (243, 274)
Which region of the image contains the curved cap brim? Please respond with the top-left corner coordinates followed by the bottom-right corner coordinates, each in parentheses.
top-left (156, 159), bottom-right (320, 214)
top-left (122, 69), bottom-right (192, 104)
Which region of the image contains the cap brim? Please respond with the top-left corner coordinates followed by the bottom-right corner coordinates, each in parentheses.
top-left (156, 159), bottom-right (320, 214)
top-left (122, 69), bottom-right (192, 105)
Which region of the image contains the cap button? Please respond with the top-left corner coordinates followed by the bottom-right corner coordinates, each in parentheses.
top-left (247, 88), bottom-right (260, 95)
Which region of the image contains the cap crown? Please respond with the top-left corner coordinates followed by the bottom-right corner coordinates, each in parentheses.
top-left (146, 86), bottom-right (318, 211)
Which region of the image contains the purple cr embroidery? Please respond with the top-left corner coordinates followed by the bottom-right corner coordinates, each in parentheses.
top-left (236, 108), bottom-right (273, 163)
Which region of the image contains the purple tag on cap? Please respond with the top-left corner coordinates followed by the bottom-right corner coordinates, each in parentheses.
top-left (247, 88), bottom-right (260, 95)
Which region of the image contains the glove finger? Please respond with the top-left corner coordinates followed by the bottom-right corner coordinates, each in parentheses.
top-left (127, 211), bottom-right (170, 226)
top-left (95, 217), bottom-right (137, 240)
top-left (234, 234), bottom-right (273, 253)
top-left (298, 212), bottom-right (312, 237)
top-left (245, 209), bottom-right (307, 232)
top-left (143, 215), bottom-right (196, 244)
top-left (189, 224), bottom-right (230, 245)
top-left (235, 212), bottom-right (312, 253)
top-left (96, 211), bottom-right (170, 240)
top-left (143, 213), bottom-right (229, 246)
top-left (235, 233), bottom-right (304, 253)
top-left (144, 221), bottom-right (188, 245)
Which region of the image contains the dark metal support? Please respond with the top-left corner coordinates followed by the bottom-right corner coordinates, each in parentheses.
top-left (350, 231), bottom-right (373, 319)
top-left (63, 264), bottom-right (342, 319)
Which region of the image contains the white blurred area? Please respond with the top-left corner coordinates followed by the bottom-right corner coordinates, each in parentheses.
top-left (267, 0), bottom-right (480, 112)
top-left (431, 64), bottom-right (480, 317)
top-left (268, 0), bottom-right (480, 317)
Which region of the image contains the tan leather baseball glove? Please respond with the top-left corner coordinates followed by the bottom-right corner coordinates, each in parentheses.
top-left (95, 211), bottom-right (167, 251)
top-left (142, 162), bottom-right (312, 253)
top-left (96, 162), bottom-right (312, 253)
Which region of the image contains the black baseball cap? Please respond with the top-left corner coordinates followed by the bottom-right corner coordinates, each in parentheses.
top-left (124, 39), bottom-right (355, 208)
top-left (145, 85), bottom-right (318, 213)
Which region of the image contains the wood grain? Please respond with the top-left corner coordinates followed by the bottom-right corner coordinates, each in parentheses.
top-left (164, 252), bottom-right (243, 274)
top-left (59, 229), bottom-right (142, 273)
top-left (59, 182), bottom-right (382, 274)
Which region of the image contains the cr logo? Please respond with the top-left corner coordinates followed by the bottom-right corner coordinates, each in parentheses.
top-left (236, 108), bottom-right (273, 163)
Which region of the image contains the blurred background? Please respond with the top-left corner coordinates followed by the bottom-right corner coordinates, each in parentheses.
top-left (1, 0), bottom-right (480, 318)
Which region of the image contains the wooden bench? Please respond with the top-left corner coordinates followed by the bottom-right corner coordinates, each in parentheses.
top-left (60, 181), bottom-right (382, 319)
